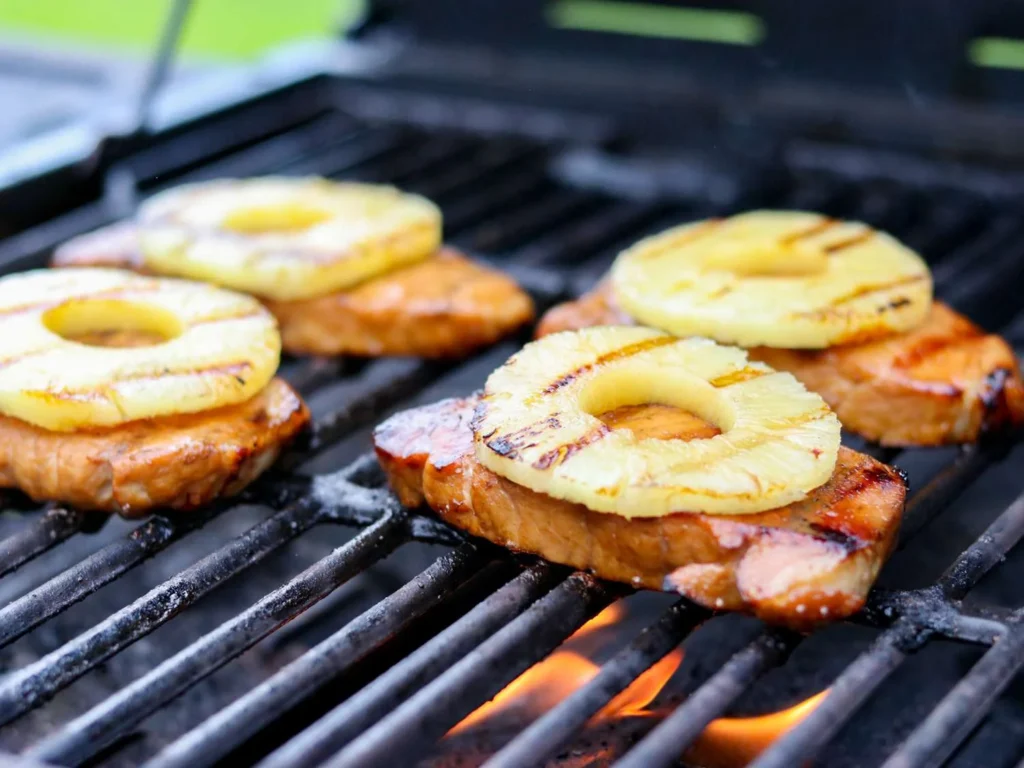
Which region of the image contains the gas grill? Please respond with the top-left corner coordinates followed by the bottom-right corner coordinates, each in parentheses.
top-left (3, 1), bottom-right (1024, 766)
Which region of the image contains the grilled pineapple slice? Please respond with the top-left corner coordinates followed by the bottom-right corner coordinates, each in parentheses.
top-left (0, 268), bottom-right (279, 431)
top-left (611, 211), bottom-right (932, 349)
top-left (138, 178), bottom-right (442, 301)
top-left (473, 326), bottom-right (840, 517)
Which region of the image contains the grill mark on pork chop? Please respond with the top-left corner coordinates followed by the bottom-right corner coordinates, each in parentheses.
top-left (541, 336), bottom-right (677, 395)
top-left (891, 328), bottom-right (981, 371)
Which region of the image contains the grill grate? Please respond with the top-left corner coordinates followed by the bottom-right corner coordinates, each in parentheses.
top-left (0, 80), bottom-right (1022, 768)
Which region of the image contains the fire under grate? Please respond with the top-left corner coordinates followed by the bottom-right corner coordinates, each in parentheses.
top-left (0, 75), bottom-right (1022, 768)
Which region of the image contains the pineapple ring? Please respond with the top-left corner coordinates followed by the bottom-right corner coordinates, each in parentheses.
top-left (473, 327), bottom-right (840, 518)
top-left (0, 268), bottom-right (280, 432)
top-left (138, 178), bottom-right (442, 301)
top-left (611, 210), bottom-right (933, 349)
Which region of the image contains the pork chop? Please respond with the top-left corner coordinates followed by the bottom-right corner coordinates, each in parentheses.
top-left (537, 280), bottom-right (1024, 446)
top-left (374, 395), bottom-right (906, 629)
top-left (52, 224), bottom-right (535, 358)
top-left (0, 377), bottom-right (309, 516)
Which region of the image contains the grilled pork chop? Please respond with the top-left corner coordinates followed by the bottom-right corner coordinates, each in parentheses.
top-left (374, 395), bottom-right (906, 628)
top-left (537, 281), bottom-right (1024, 446)
top-left (0, 377), bottom-right (308, 516)
top-left (53, 225), bottom-right (535, 358)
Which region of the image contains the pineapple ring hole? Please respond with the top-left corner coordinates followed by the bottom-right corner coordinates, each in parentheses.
top-left (699, 242), bottom-right (827, 277)
top-left (222, 203), bottom-right (333, 234)
top-left (597, 404), bottom-right (721, 442)
top-left (578, 365), bottom-right (737, 441)
top-left (43, 298), bottom-right (184, 349)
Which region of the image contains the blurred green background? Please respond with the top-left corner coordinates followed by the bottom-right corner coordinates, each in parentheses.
top-left (0, 0), bottom-right (363, 59)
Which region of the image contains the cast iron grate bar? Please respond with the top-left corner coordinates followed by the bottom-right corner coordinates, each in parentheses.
top-left (748, 489), bottom-right (1024, 768)
top-left (26, 529), bottom-right (483, 765)
top-left (612, 630), bottom-right (800, 768)
top-left (0, 461), bottom-right (394, 726)
top-left (322, 573), bottom-right (618, 768)
top-left (483, 599), bottom-right (709, 768)
top-left (257, 562), bottom-right (562, 768)
top-left (0, 506), bottom-right (86, 578)
top-left (146, 543), bottom-right (495, 768)
top-left (879, 624), bottom-right (1024, 768)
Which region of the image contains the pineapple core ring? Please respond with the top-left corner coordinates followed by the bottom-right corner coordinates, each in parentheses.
top-left (0, 268), bottom-right (280, 432)
top-left (137, 177), bottom-right (443, 301)
top-left (611, 210), bottom-right (933, 349)
top-left (474, 327), bottom-right (841, 518)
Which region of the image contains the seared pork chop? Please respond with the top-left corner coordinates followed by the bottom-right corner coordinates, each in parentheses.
top-left (0, 377), bottom-right (308, 516)
top-left (537, 281), bottom-right (1024, 446)
top-left (374, 396), bottom-right (906, 629)
top-left (53, 225), bottom-right (535, 358)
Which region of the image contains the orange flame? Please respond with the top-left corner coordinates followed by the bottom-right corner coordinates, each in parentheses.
top-left (686, 690), bottom-right (829, 768)
top-left (449, 604), bottom-right (664, 736)
top-left (574, 603), bottom-right (626, 638)
top-left (448, 603), bottom-right (827, 767)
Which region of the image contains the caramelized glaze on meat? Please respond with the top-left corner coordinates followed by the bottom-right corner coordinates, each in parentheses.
top-left (53, 224), bottom-right (534, 358)
top-left (0, 378), bottom-right (309, 516)
top-left (374, 396), bottom-right (906, 629)
top-left (265, 249), bottom-right (534, 357)
top-left (537, 281), bottom-right (1024, 445)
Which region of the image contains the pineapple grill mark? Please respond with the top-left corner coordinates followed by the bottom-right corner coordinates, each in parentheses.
top-left (0, 285), bottom-right (164, 319)
top-left (824, 228), bottom-right (875, 253)
top-left (483, 415), bottom-right (563, 459)
top-left (0, 347), bottom-right (50, 370)
top-left (709, 367), bottom-right (769, 388)
top-left (779, 217), bottom-right (837, 244)
top-left (189, 310), bottom-right (265, 326)
top-left (636, 219), bottom-right (724, 260)
top-left (530, 424), bottom-right (611, 470)
top-left (796, 274), bottom-right (929, 316)
top-left (28, 362), bottom-right (254, 403)
top-left (778, 219), bottom-right (872, 254)
top-left (540, 336), bottom-right (678, 395)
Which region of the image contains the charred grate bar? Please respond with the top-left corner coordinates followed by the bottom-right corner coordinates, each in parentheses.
top-left (0, 77), bottom-right (1022, 768)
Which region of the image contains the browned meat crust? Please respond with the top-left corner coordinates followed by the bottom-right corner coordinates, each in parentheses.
top-left (537, 281), bottom-right (1024, 446)
top-left (52, 225), bottom-right (535, 358)
top-left (265, 249), bottom-right (534, 357)
top-left (0, 378), bottom-right (309, 516)
top-left (374, 396), bottom-right (906, 629)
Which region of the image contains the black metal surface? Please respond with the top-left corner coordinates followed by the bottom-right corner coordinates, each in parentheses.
top-left (614, 630), bottom-right (800, 768)
top-left (149, 544), bottom-right (491, 768)
top-left (750, 491), bottom-right (1024, 768)
top-left (259, 563), bottom-right (562, 768)
top-left (325, 573), bottom-right (616, 768)
top-left (0, 69), bottom-right (1021, 768)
